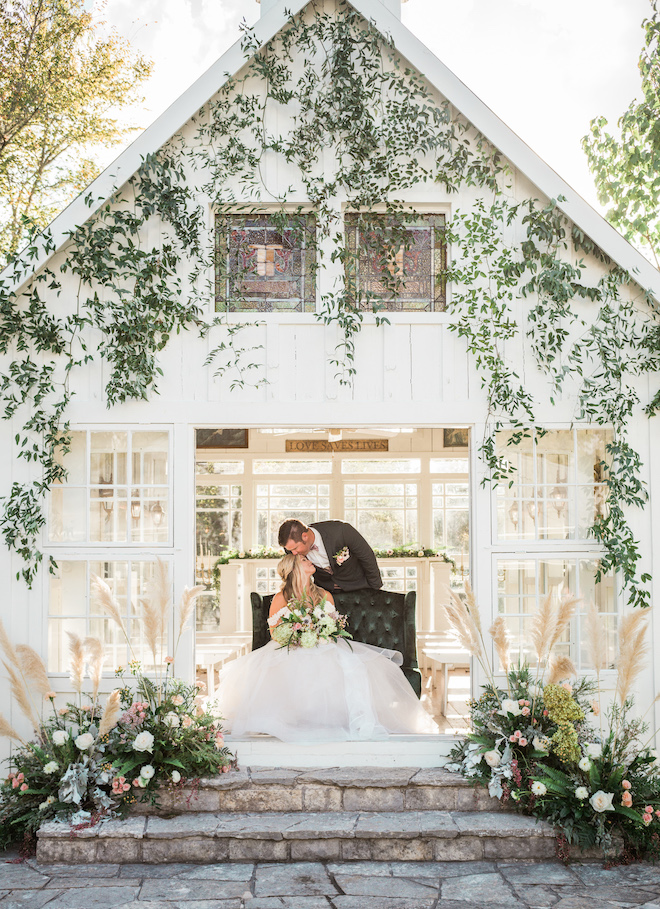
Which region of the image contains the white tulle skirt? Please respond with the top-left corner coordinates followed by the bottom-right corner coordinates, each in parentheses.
top-left (212, 638), bottom-right (438, 743)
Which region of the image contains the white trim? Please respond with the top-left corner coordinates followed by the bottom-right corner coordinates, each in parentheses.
top-left (3, 0), bottom-right (658, 300)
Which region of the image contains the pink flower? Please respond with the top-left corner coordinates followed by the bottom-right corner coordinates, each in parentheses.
top-left (621, 791), bottom-right (633, 808)
top-left (543, 710), bottom-right (549, 717)
top-left (521, 707), bottom-right (530, 716)
top-left (644, 813), bottom-right (653, 825)
top-left (293, 623), bottom-right (302, 631)
top-left (518, 699), bottom-right (525, 706)
top-left (16, 773), bottom-right (24, 782)
top-left (519, 738), bottom-right (528, 747)
top-left (655, 810), bottom-right (660, 818)
top-left (645, 805), bottom-right (654, 814)
top-left (58, 708), bottom-right (68, 716)
top-left (513, 730), bottom-right (521, 739)
top-left (164, 657), bottom-right (174, 665)
top-left (525, 700), bottom-right (531, 707)
top-left (133, 778), bottom-right (141, 787)
top-left (222, 765), bottom-right (229, 773)
top-left (45, 691), bottom-right (57, 700)
top-left (622, 780), bottom-right (631, 790)
top-left (509, 735), bottom-right (516, 743)
top-left (11, 779), bottom-right (19, 789)
top-left (20, 783), bottom-right (28, 791)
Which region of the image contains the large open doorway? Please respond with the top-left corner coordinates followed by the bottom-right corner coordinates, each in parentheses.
top-left (193, 427), bottom-right (471, 733)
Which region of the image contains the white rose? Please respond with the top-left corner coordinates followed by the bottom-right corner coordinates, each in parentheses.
top-left (133, 731), bottom-right (154, 753)
top-left (483, 750), bottom-right (501, 768)
top-left (238, 551), bottom-right (245, 558)
top-left (171, 770), bottom-right (181, 783)
top-left (313, 606), bottom-right (323, 619)
top-left (52, 730), bottom-right (68, 746)
top-left (499, 698), bottom-right (522, 717)
top-left (417, 550), bottom-right (424, 557)
top-left (528, 684), bottom-right (543, 697)
top-left (532, 736), bottom-right (549, 753)
top-left (531, 781), bottom-right (547, 796)
top-left (578, 757), bottom-right (592, 771)
top-left (43, 761), bottom-right (59, 774)
top-left (323, 601), bottom-right (334, 614)
top-left (140, 764), bottom-right (155, 780)
top-left (585, 743), bottom-right (602, 759)
top-left (163, 712), bottom-right (180, 728)
top-left (138, 776), bottom-right (148, 788)
top-left (589, 790), bottom-right (615, 813)
top-left (575, 787), bottom-right (589, 800)
top-left (75, 733), bottom-right (95, 750)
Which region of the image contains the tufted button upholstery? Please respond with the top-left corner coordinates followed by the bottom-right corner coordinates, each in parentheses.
top-left (249, 588), bottom-right (421, 697)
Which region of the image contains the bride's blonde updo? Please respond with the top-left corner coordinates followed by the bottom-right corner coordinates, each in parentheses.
top-left (277, 554), bottom-right (324, 607)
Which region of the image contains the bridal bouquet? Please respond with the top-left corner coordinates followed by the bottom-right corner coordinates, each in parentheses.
top-left (268, 594), bottom-right (352, 650)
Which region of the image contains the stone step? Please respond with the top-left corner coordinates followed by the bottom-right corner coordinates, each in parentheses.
top-left (131, 767), bottom-right (505, 815)
top-left (37, 810), bottom-right (558, 865)
top-left (225, 733), bottom-right (455, 768)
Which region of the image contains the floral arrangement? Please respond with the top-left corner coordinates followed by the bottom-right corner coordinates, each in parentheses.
top-left (213, 543), bottom-right (454, 567)
top-left (267, 593), bottom-right (352, 650)
top-left (334, 546), bottom-right (350, 564)
top-left (445, 583), bottom-right (660, 860)
top-left (0, 561), bottom-right (233, 853)
top-left (214, 546), bottom-right (284, 566)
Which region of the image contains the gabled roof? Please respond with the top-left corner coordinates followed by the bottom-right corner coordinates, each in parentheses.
top-left (4, 0), bottom-right (660, 299)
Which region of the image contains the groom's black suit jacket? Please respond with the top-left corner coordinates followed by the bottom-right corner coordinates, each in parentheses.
top-left (308, 520), bottom-right (382, 592)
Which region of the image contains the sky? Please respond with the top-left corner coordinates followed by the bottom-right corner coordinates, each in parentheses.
top-left (96, 0), bottom-right (651, 214)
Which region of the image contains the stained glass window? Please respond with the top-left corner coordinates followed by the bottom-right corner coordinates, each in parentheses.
top-left (345, 213), bottom-right (446, 311)
top-left (215, 214), bottom-right (316, 313)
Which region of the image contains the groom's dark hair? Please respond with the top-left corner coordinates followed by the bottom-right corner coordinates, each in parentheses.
top-left (278, 518), bottom-right (309, 546)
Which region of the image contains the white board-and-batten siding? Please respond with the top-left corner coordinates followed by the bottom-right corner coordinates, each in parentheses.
top-left (0, 0), bottom-right (658, 756)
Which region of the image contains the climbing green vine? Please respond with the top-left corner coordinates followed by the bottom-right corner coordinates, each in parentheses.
top-left (0, 0), bottom-right (658, 618)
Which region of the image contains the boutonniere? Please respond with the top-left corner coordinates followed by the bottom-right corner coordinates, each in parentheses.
top-left (334, 547), bottom-right (350, 565)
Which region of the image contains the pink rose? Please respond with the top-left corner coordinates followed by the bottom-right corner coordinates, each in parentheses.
top-left (643, 813), bottom-right (653, 825)
top-left (518, 738), bottom-right (528, 747)
top-left (518, 699), bottom-right (525, 706)
top-left (622, 780), bottom-right (631, 790)
top-left (645, 805), bottom-right (654, 814)
top-left (164, 656), bottom-right (174, 665)
top-left (11, 779), bottom-right (19, 789)
top-left (521, 707), bottom-right (530, 716)
top-left (509, 735), bottom-right (516, 743)
top-left (222, 765), bottom-right (229, 773)
top-left (20, 783), bottom-right (28, 791)
top-left (543, 710), bottom-right (549, 716)
top-left (513, 730), bottom-right (521, 738)
top-left (621, 791), bottom-right (633, 808)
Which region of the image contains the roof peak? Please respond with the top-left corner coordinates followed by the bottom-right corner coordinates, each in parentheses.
top-left (258, 0), bottom-right (407, 19)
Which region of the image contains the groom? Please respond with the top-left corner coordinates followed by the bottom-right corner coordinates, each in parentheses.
top-left (278, 518), bottom-right (382, 593)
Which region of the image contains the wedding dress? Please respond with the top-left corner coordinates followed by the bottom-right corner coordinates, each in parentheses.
top-left (212, 637), bottom-right (438, 743)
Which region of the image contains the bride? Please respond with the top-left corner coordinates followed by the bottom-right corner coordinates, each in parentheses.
top-left (212, 553), bottom-right (438, 743)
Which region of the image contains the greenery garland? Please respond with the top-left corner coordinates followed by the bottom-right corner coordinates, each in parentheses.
top-left (0, 0), bottom-right (657, 622)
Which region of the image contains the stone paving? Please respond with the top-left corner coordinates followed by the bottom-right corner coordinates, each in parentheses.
top-left (1, 853), bottom-right (660, 909)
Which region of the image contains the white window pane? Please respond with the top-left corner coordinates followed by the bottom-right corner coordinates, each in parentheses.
top-left (90, 489), bottom-right (127, 542)
top-left (132, 432), bottom-right (169, 485)
top-left (49, 488), bottom-right (87, 542)
top-left (49, 562), bottom-right (87, 616)
top-left (129, 489), bottom-right (169, 543)
top-left (253, 460), bottom-right (332, 474)
top-left (48, 618), bottom-right (86, 672)
top-left (53, 432), bottom-right (86, 485)
top-left (341, 459), bottom-right (421, 473)
top-left (430, 458), bottom-right (469, 473)
top-left (196, 460), bottom-right (245, 475)
top-left (90, 432), bottom-right (127, 485)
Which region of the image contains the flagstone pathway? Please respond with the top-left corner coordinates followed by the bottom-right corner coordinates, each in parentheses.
top-left (1, 853), bottom-right (660, 909)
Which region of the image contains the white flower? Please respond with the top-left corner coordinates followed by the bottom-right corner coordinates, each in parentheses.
top-left (589, 790), bottom-right (615, 813)
top-left (171, 695), bottom-right (184, 707)
top-left (171, 770), bottom-right (181, 783)
top-left (312, 606), bottom-right (323, 619)
top-left (323, 600), bottom-right (334, 614)
top-left (52, 730), bottom-right (68, 746)
top-left (182, 715), bottom-right (193, 728)
top-left (133, 731), bottom-right (155, 753)
top-left (138, 776), bottom-right (148, 788)
top-left (532, 736), bottom-right (550, 753)
top-left (585, 743), bottom-right (602, 759)
top-left (531, 781), bottom-right (547, 796)
top-left (43, 761), bottom-right (59, 774)
top-left (499, 698), bottom-right (522, 717)
top-left (483, 750), bottom-right (501, 768)
top-left (163, 712), bottom-right (180, 728)
top-left (575, 787), bottom-right (589, 800)
top-left (417, 550), bottom-right (424, 557)
top-left (578, 757), bottom-right (592, 771)
top-left (527, 684), bottom-right (543, 697)
top-left (38, 795), bottom-right (56, 811)
top-left (238, 551), bottom-right (245, 558)
top-left (267, 606), bottom-right (291, 627)
top-left (75, 733), bottom-right (94, 750)
top-left (140, 764), bottom-right (155, 780)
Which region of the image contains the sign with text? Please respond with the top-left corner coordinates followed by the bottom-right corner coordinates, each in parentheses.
top-left (285, 439), bottom-right (389, 452)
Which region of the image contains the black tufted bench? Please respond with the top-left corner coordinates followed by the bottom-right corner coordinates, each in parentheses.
top-left (249, 588), bottom-right (422, 697)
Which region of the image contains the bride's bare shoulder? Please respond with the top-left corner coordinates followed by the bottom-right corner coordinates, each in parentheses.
top-left (269, 592), bottom-right (286, 616)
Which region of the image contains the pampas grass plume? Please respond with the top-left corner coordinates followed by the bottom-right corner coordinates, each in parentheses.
top-left (2, 660), bottom-right (37, 729)
top-left (98, 689), bottom-right (122, 738)
top-left (615, 610), bottom-right (650, 706)
top-left (0, 713), bottom-right (24, 743)
top-left (489, 615), bottom-right (511, 674)
top-left (15, 645), bottom-right (51, 697)
top-left (67, 632), bottom-right (85, 694)
top-left (178, 585), bottom-right (206, 640)
top-left (549, 595), bottom-right (579, 652)
top-left (0, 619), bottom-right (18, 669)
top-left (84, 637), bottom-right (104, 701)
top-left (91, 575), bottom-right (128, 640)
top-left (530, 590), bottom-right (558, 664)
top-left (547, 654), bottom-right (577, 686)
top-left (585, 602), bottom-right (608, 673)
top-left (443, 586), bottom-right (483, 660)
